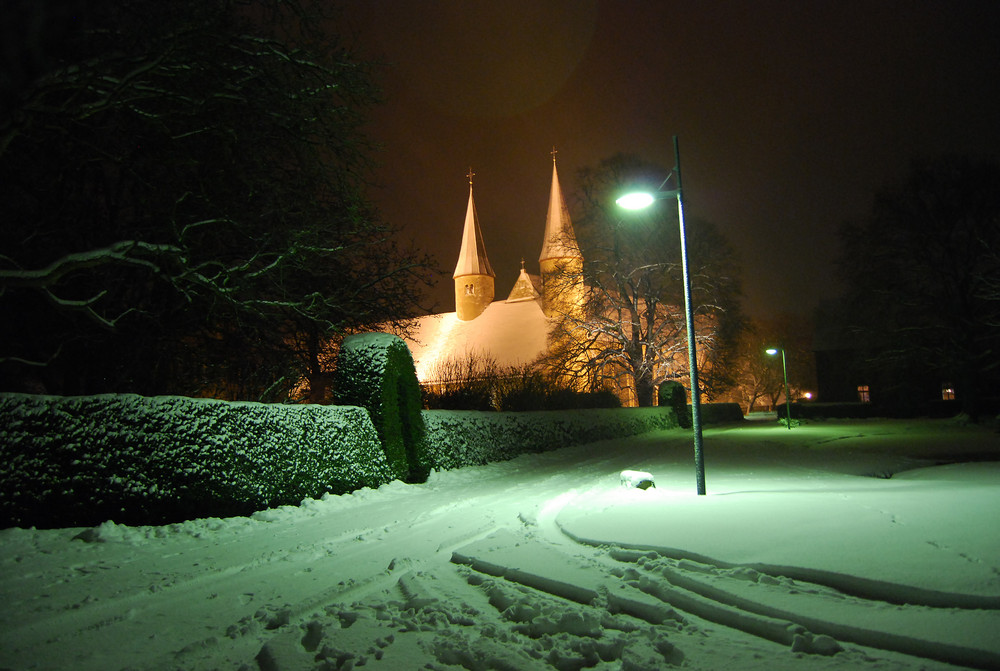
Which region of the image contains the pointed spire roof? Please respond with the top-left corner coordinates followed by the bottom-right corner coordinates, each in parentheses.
top-left (453, 169), bottom-right (495, 278)
top-left (539, 148), bottom-right (581, 263)
top-left (506, 258), bottom-right (541, 302)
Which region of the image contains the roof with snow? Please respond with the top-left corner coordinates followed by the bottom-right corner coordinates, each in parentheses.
top-left (453, 185), bottom-right (494, 279)
top-left (406, 299), bottom-right (551, 383)
top-left (505, 267), bottom-right (541, 303)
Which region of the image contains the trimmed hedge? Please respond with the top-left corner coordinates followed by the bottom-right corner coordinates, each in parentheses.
top-left (0, 330), bottom-right (700, 528)
top-left (696, 402), bottom-right (745, 424)
top-left (0, 394), bottom-right (392, 529)
top-left (332, 333), bottom-right (429, 481)
top-left (422, 407), bottom-right (679, 471)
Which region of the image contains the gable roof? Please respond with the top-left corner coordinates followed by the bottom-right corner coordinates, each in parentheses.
top-left (406, 299), bottom-right (550, 383)
top-left (506, 267), bottom-right (541, 303)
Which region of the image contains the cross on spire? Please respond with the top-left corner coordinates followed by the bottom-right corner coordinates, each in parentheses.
top-left (550, 146), bottom-right (558, 164)
top-left (466, 166), bottom-right (475, 187)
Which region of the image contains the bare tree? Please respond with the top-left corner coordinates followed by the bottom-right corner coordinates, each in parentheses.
top-left (543, 154), bottom-right (743, 406)
top-left (722, 316), bottom-right (816, 413)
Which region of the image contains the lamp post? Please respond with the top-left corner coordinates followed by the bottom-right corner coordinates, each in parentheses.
top-left (766, 347), bottom-right (792, 429)
top-left (616, 135), bottom-right (705, 495)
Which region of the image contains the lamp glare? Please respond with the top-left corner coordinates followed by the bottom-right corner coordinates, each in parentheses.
top-left (616, 192), bottom-right (656, 210)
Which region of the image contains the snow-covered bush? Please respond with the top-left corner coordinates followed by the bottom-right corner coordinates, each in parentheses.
top-left (420, 354), bottom-right (622, 412)
top-left (333, 333), bottom-right (428, 481)
top-left (498, 387), bottom-right (622, 412)
top-left (0, 394), bottom-right (392, 528)
top-left (422, 407), bottom-right (678, 471)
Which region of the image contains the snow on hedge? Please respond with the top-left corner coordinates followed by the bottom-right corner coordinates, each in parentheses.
top-left (422, 407), bottom-right (679, 471)
top-left (333, 333), bottom-right (428, 481)
top-left (0, 368), bottom-right (681, 528)
top-left (0, 394), bottom-right (392, 528)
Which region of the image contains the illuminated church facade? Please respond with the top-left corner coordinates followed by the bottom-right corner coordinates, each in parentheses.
top-left (404, 152), bottom-right (582, 388)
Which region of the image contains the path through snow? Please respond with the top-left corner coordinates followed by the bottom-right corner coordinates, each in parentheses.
top-left (1, 419), bottom-right (998, 670)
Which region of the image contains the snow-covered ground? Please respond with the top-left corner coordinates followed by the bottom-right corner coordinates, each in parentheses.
top-left (1, 418), bottom-right (998, 670)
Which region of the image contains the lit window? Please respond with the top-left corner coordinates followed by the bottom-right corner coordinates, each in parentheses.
top-left (942, 385), bottom-right (955, 401)
top-left (857, 385), bottom-right (870, 403)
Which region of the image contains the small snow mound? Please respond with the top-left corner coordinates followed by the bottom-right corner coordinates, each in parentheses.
top-left (620, 470), bottom-right (656, 490)
top-left (72, 520), bottom-right (140, 544)
top-left (791, 633), bottom-right (843, 656)
top-left (341, 331), bottom-right (401, 350)
top-left (251, 508), bottom-right (291, 523)
top-left (377, 480), bottom-right (410, 493)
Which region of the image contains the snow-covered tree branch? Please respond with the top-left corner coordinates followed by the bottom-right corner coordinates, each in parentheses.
top-left (0, 1), bottom-right (435, 399)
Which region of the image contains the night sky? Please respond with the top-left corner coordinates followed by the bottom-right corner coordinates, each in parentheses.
top-left (342, 1), bottom-right (1000, 320)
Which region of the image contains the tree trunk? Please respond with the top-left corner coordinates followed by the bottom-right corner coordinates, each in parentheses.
top-left (635, 376), bottom-right (656, 407)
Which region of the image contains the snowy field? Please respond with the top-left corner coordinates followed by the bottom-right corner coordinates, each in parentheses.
top-left (1, 418), bottom-right (998, 670)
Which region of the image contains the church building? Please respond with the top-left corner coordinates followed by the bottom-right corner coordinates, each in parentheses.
top-left (404, 152), bottom-right (582, 388)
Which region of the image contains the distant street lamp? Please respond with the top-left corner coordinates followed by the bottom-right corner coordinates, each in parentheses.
top-left (766, 347), bottom-right (792, 429)
top-left (616, 135), bottom-right (705, 495)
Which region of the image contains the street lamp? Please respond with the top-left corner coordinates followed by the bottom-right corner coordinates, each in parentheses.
top-left (766, 347), bottom-right (792, 429)
top-left (616, 135), bottom-right (705, 495)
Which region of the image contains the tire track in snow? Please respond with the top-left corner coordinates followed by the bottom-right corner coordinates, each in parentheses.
top-left (607, 551), bottom-right (1000, 670)
top-left (245, 453), bottom-right (951, 670)
top-left (10, 427), bottom-right (988, 671)
top-left (169, 471), bottom-right (571, 670)
top-left (261, 479), bottom-right (935, 670)
top-left (453, 500), bottom-right (1000, 671)
top-left (438, 480), bottom-right (1000, 670)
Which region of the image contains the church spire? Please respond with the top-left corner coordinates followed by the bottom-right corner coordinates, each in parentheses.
top-left (538, 149), bottom-right (584, 318)
top-left (453, 167), bottom-right (495, 320)
top-left (539, 148), bottom-right (580, 265)
top-left (454, 168), bottom-right (494, 279)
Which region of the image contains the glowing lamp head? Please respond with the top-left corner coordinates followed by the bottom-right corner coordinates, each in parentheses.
top-left (616, 192), bottom-right (656, 210)
top-left (765, 348), bottom-right (779, 356)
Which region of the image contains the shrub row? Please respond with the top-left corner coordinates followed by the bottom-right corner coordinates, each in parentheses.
top-left (695, 402), bottom-right (746, 424)
top-left (421, 407), bottom-right (679, 471)
top-left (425, 386), bottom-right (622, 412)
top-left (0, 334), bottom-right (689, 529)
top-left (0, 394), bottom-right (393, 529)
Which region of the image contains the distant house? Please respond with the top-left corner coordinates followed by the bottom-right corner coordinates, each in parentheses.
top-left (813, 314), bottom-right (871, 405)
top-left (812, 303), bottom-right (960, 415)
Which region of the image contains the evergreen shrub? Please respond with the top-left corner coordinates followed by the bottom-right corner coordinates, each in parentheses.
top-left (659, 381), bottom-right (691, 428)
top-left (333, 333), bottom-right (429, 481)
